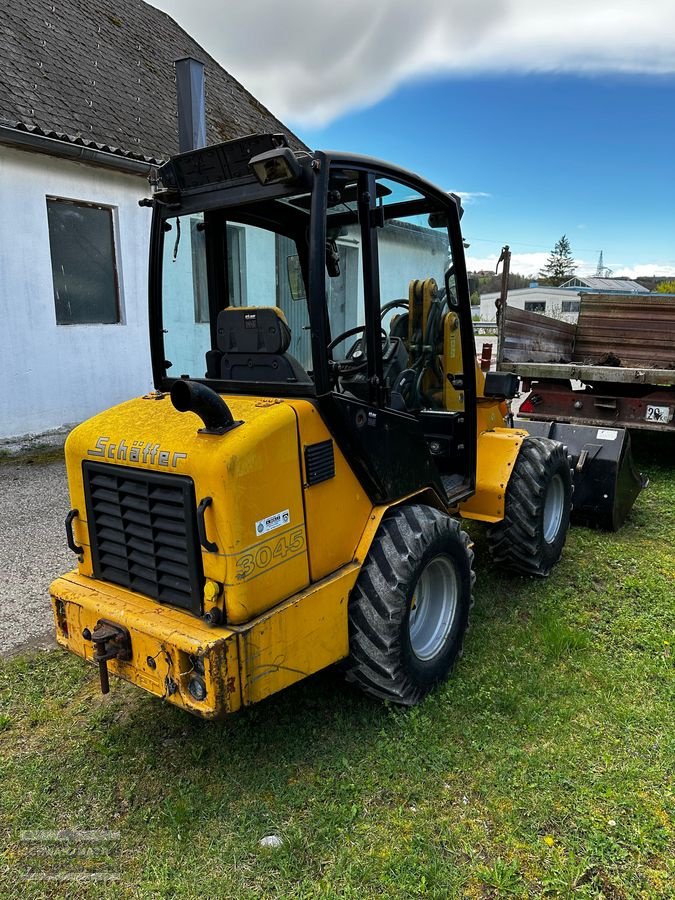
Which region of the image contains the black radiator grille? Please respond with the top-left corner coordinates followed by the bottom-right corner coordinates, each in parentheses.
top-left (304, 440), bottom-right (335, 485)
top-left (83, 462), bottom-right (203, 614)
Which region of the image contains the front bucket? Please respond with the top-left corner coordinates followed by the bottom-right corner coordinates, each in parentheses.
top-left (514, 420), bottom-right (647, 530)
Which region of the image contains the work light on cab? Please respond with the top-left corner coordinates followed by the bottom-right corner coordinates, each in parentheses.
top-left (249, 147), bottom-right (304, 185)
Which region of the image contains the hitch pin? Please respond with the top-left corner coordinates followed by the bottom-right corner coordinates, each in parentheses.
top-left (94, 647), bottom-right (111, 694)
top-left (88, 620), bottom-right (132, 695)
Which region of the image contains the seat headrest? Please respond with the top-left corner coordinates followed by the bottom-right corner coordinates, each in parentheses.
top-left (216, 307), bottom-right (292, 354)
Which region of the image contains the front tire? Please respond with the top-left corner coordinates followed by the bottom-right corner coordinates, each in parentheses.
top-left (487, 436), bottom-right (573, 577)
top-left (344, 505), bottom-right (474, 706)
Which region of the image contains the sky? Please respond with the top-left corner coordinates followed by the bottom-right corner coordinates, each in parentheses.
top-left (151, 0), bottom-right (675, 278)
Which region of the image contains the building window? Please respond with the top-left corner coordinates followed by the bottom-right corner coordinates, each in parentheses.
top-left (47, 198), bottom-right (120, 325)
top-left (562, 300), bottom-right (580, 313)
top-left (524, 300), bottom-right (546, 312)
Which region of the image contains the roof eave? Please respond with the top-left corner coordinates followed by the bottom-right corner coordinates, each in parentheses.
top-left (0, 124), bottom-right (159, 177)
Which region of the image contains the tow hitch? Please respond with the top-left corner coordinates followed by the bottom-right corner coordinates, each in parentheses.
top-left (84, 620), bottom-right (132, 694)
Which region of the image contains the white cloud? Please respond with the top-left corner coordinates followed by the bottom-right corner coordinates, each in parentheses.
top-left (452, 191), bottom-right (492, 204)
top-left (465, 251), bottom-right (550, 276)
top-left (465, 250), bottom-right (675, 279)
top-left (149, 0), bottom-right (675, 125)
top-left (607, 262), bottom-right (675, 278)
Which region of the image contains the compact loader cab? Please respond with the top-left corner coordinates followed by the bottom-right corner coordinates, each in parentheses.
top-left (51, 134), bottom-right (573, 718)
top-left (149, 137), bottom-right (479, 505)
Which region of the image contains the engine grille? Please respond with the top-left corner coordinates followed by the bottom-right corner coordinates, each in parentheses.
top-left (83, 462), bottom-right (204, 614)
top-left (304, 440), bottom-right (335, 485)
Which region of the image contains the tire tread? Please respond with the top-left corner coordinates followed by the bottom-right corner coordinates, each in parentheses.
top-left (486, 436), bottom-right (572, 577)
top-left (344, 505), bottom-right (474, 706)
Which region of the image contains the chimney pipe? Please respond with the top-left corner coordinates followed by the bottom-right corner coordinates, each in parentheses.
top-left (175, 57), bottom-right (206, 153)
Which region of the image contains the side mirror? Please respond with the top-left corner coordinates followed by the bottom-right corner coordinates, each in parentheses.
top-left (445, 265), bottom-right (458, 307)
top-left (326, 239), bottom-right (341, 278)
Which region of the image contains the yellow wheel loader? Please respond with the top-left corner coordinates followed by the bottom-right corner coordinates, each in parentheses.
top-left (51, 134), bottom-right (573, 718)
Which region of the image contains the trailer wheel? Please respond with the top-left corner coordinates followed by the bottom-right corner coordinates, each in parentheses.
top-left (487, 436), bottom-right (572, 577)
top-left (344, 505), bottom-right (474, 706)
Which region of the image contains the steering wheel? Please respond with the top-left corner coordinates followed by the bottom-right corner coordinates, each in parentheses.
top-left (327, 325), bottom-right (389, 377)
top-left (380, 299), bottom-right (409, 319)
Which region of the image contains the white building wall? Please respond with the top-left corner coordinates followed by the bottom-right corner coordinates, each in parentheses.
top-left (333, 224), bottom-right (448, 331)
top-left (0, 145), bottom-right (154, 439)
top-left (161, 219), bottom-right (209, 379)
top-left (479, 287), bottom-right (580, 324)
top-left (378, 227), bottom-right (447, 316)
top-left (244, 225), bottom-right (276, 304)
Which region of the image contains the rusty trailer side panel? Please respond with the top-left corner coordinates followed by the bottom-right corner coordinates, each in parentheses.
top-left (500, 306), bottom-right (576, 365)
top-left (573, 294), bottom-right (675, 371)
top-left (498, 293), bottom-right (675, 388)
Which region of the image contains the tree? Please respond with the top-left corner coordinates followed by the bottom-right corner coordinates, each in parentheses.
top-left (539, 235), bottom-right (577, 286)
top-left (656, 280), bottom-right (675, 293)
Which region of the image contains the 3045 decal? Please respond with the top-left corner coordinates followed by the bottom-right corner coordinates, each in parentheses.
top-left (235, 526), bottom-right (306, 581)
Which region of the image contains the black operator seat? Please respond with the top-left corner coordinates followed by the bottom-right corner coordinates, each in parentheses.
top-left (205, 306), bottom-right (313, 385)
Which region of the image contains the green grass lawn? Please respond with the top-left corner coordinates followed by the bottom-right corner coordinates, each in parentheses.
top-left (1, 437), bottom-right (673, 899)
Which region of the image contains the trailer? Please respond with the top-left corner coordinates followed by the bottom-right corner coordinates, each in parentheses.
top-left (490, 267), bottom-right (662, 529)
top-left (497, 292), bottom-right (675, 432)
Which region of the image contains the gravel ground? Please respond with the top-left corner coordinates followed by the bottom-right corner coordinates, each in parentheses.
top-left (0, 459), bottom-right (72, 655)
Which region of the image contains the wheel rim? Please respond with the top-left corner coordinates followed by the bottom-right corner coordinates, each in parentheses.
top-left (543, 474), bottom-right (565, 543)
top-left (408, 555), bottom-right (459, 661)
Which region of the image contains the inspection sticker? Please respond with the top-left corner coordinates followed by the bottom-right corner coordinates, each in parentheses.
top-left (256, 509), bottom-right (290, 536)
top-left (596, 429), bottom-right (618, 441)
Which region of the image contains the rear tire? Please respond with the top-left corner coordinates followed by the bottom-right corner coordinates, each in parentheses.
top-left (487, 436), bottom-right (572, 577)
top-left (344, 505), bottom-right (474, 706)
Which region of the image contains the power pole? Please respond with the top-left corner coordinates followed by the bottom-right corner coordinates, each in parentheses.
top-left (595, 250), bottom-right (613, 278)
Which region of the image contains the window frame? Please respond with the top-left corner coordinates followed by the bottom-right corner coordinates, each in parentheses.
top-left (46, 196), bottom-right (122, 326)
top-left (524, 300), bottom-right (546, 313)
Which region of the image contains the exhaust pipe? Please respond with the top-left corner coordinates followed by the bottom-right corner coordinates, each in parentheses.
top-left (175, 57), bottom-right (206, 153)
top-left (170, 380), bottom-right (241, 435)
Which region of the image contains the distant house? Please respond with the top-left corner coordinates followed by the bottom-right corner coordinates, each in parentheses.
top-left (480, 286), bottom-right (582, 323)
top-left (559, 276), bottom-right (649, 293)
top-left (0, 0), bottom-right (304, 440)
top-left (479, 274), bottom-right (654, 324)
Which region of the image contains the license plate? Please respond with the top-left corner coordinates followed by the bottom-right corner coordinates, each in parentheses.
top-left (645, 404), bottom-right (673, 423)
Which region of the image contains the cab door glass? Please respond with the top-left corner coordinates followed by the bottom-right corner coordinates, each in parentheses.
top-left (162, 214), bottom-right (311, 380)
top-left (374, 177), bottom-right (463, 414)
top-left (324, 170), bottom-right (365, 365)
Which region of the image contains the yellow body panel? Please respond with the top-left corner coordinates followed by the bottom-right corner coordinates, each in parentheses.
top-left (51, 561), bottom-right (364, 717)
top-left (64, 394), bottom-right (313, 624)
top-left (49, 393), bottom-right (439, 717)
top-left (286, 399), bottom-right (372, 582)
top-left (237, 563), bottom-right (359, 704)
top-left (458, 426), bottom-right (528, 523)
top-left (442, 311), bottom-right (465, 412)
top-left (50, 390), bottom-right (401, 716)
top-left (439, 309), bottom-right (524, 522)
top-left (51, 571), bottom-right (242, 717)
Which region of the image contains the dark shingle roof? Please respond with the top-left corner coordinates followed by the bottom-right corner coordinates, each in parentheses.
top-left (0, 0), bottom-right (305, 164)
